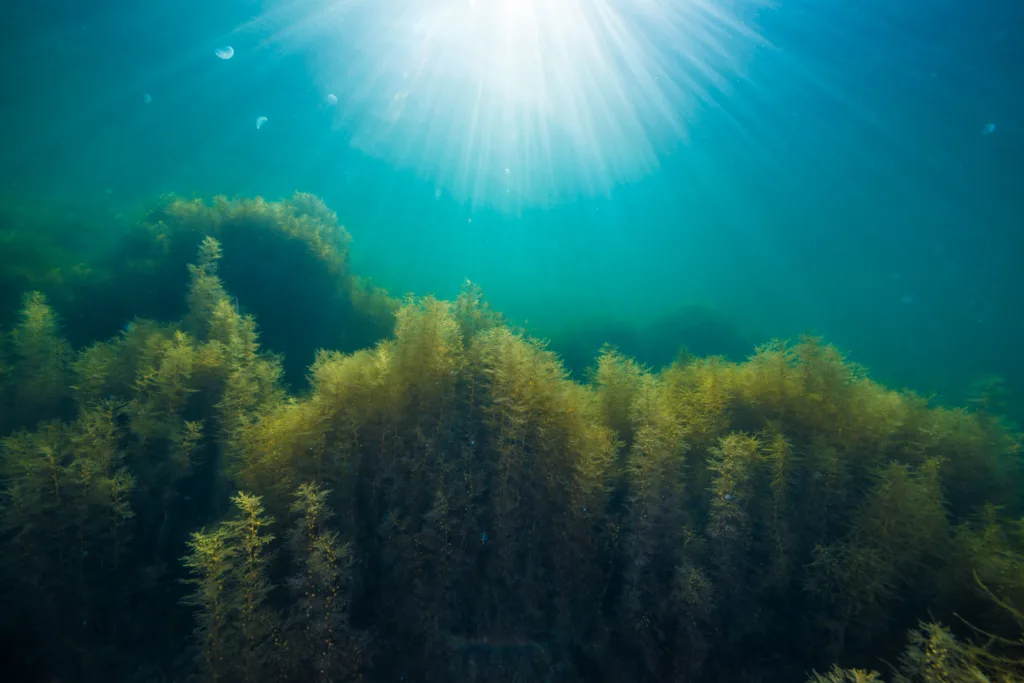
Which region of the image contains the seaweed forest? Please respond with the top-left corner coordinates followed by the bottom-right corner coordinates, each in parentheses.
top-left (1, 194), bottom-right (1023, 683)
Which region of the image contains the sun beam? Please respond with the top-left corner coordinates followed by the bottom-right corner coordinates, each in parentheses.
top-left (266, 0), bottom-right (767, 207)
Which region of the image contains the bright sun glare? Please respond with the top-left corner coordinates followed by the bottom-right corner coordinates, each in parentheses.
top-left (268, 0), bottom-right (766, 207)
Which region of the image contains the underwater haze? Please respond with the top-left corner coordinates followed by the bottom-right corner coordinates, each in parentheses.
top-left (2, 0), bottom-right (1021, 401)
top-left (2, 0), bottom-right (1024, 682)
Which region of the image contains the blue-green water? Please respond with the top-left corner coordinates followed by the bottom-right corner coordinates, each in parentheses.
top-left (1, 0), bottom-right (1018, 379)
top-left (3, 3), bottom-right (1024, 682)
top-left (4, 0), bottom-right (1020, 406)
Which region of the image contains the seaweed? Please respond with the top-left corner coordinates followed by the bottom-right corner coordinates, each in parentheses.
top-left (181, 491), bottom-right (277, 683)
top-left (1, 292), bottom-right (72, 431)
top-left (0, 193), bottom-right (1022, 683)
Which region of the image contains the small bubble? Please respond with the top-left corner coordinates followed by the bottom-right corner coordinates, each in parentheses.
top-left (256, 116), bottom-right (268, 130)
top-left (326, 93), bottom-right (338, 105)
top-left (982, 123), bottom-right (996, 135)
top-left (214, 46), bottom-right (234, 60)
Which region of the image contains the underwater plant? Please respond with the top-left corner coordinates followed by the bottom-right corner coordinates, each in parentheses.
top-left (99, 193), bottom-right (398, 385)
top-left (0, 401), bottom-right (135, 674)
top-left (593, 344), bottom-right (647, 453)
top-left (1, 291), bottom-right (71, 430)
top-left (284, 483), bottom-right (367, 683)
top-left (808, 666), bottom-right (885, 682)
top-left (182, 523), bottom-right (239, 683)
top-left (806, 458), bottom-right (950, 657)
top-left (451, 278), bottom-right (505, 344)
top-left (2, 193), bottom-right (1023, 683)
top-left (181, 491), bottom-right (277, 683)
top-left (0, 195), bottom-right (115, 338)
top-left (809, 580), bottom-right (1024, 683)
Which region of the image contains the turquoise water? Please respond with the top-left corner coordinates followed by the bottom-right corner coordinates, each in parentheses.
top-left (3, 3), bottom-right (1024, 682)
top-left (2, 0), bottom-right (1021, 401)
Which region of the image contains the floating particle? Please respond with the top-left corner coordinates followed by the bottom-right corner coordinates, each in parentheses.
top-left (724, 493), bottom-right (733, 502)
top-left (256, 116), bottom-right (268, 130)
top-left (982, 123), bottom-right (996, 135)
top-left (900, 294), bottom-right (914, 305)
top-left (504, 167), bottom-right (510, 174)
top-left (214, 46), bottom-right (234, 60)
top-left (326, 93), bottom-right (338, 105)
top-left (480, 532), bottom-right (488, 544)
top-left (142, 93), bottom-right (152, 104)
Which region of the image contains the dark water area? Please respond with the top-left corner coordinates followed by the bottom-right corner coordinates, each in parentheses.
top-left (1, 1), bottom-right (1023, 682)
